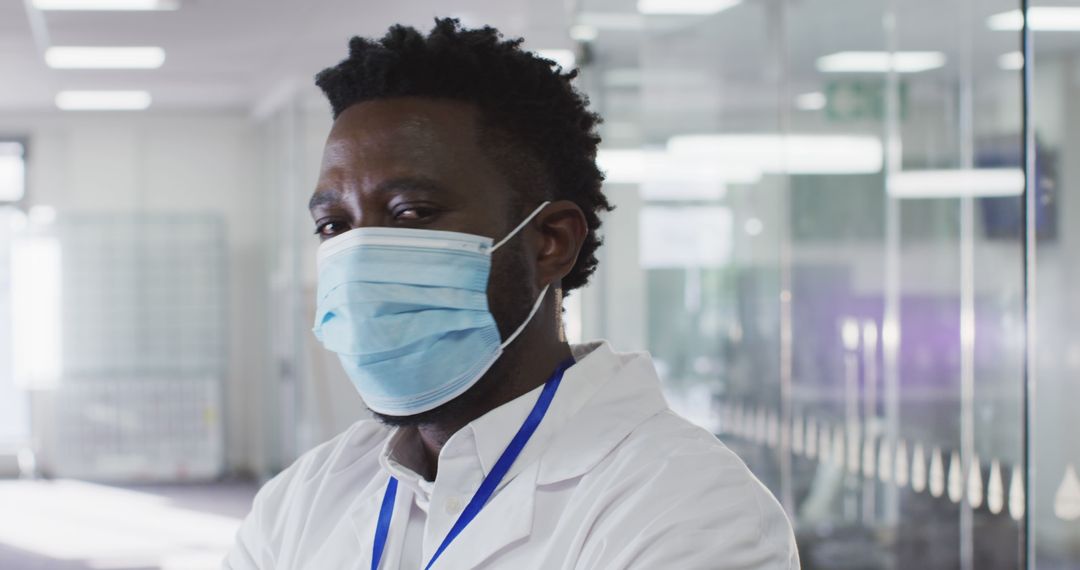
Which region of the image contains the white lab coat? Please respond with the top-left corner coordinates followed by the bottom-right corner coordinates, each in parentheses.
top-left (224, 341), bottom-right (799, 569)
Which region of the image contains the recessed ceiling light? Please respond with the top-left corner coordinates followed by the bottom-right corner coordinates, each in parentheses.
top-left (816, 51), bottom-right (946, 73)
top-left (32, 0), bottom-right (178, 10)
top-left (744, 217), bottom-right (764, 236)
top-left (795, 91), bottom-right (827, 111)
top-left (638, 0), bottom-right (741, 15)
top-left (45, 47), bottom-right (165, 69)
top-left (998, 51), bottom-right (1024, 71)
top-left (536, 49), bottom-right (576, 70)
top-left (988, 8), bottom-right (1080, 31)
top-left (55, 91), bottom-right (152, 111)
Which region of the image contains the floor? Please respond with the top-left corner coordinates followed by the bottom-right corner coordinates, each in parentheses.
top-left (0, 478), bottom-right (258, 570)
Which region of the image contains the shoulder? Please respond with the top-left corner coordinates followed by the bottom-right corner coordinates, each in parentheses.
top-left (225, 420), bottom-right (392, 568)
top-left (265, 419), bottom-right (389, 493)
top-left (247, 420), bottom-right (391, 533)
top-left (579, 410), bottom-right (799, 569)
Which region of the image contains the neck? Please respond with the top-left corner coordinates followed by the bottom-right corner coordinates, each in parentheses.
top-left (412, 336), bottom-right (573, 481)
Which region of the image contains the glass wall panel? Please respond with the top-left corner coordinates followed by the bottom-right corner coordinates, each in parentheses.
top-left (1030, 0), bottom-right (1080, 567)
top-left (576, 0), bottom-right (1037, 566)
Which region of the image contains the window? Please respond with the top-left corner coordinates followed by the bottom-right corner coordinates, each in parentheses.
top-left (0, 141), bottom-right (26, 203)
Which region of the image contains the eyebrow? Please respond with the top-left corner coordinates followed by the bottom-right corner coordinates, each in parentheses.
top-left (308, 176), bottom-right (451, 211)
top-left (308, 189), bottom-right (340, 211)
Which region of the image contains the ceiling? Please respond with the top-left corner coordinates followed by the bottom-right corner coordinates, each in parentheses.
top-left (0, 0), bottom-right (575, 113)
top-left (5, 0), bottom-right (1080, 116)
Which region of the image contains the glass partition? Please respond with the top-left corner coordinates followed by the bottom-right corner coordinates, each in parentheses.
top-left (1030, 0), bottom-right (1080, 566)
top-left (573, 0), bottom-right (1075, 566)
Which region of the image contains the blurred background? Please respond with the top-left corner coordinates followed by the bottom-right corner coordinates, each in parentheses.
top-left (1, 0), bottom-right (1078, 568)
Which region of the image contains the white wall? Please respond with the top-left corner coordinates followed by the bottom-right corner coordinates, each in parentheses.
top-left (0, 111), bottom-right (268, 476)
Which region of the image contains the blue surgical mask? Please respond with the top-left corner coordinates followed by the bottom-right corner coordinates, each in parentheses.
top-left (312, 202), bottom-right (552, 416)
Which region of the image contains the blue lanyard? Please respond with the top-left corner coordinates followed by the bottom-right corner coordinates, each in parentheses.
top-left (371, 357), bottom-right (575, 570)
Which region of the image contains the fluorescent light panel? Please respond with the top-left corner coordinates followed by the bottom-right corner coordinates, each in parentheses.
top-left (597, 148), bottom-right (760, 186)
top-left (32, 0), bottom-right (178, 10)
top-left (55, 90), bottom-right (151, 111)
top-left (577, 12), bottom-right (644, 30)
top-left (46, 47), bottom-right (165, 69)
top-left (816, 51), bottom-right (947, 73)
top-left (598, 133), bottom-right (883, 189)
top-left (638, 0), bottom-right (741, 15)
top-left (888, 168), bottom-right (1024, 198)
top-left (667, 134), bottom-right (884, 174)
top-left (988, 8), bottom-right (1080, 31)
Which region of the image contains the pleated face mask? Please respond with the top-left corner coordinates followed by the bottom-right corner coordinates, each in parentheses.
top-left (312, 202), bottom-right (551, 416)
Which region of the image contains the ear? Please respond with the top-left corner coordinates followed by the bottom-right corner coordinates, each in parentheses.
top-left (532, 200), bottom-right (588, 289)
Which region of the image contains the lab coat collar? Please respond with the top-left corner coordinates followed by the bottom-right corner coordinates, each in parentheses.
top-left (380, 340), bottom-right (671, 488)
top-left (356, 453), bottom-right (540, 570)
top-left (535, 341), bottom-right (670, 484)
top-left (446, 341), bottom-right (669, 490)
top-left (438, 341), bottom-right (670, 568)
top-left (380, 427), bottom-right (432, 502)
top-left (357, 341), bottom-right (670, 568)
top-left (378, 341), bottom-right (667, 490)
top-left (471, 340), bottom-right (670, 486)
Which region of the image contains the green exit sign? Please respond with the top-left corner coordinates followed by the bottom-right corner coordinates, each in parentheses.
top-left (824, 80), bottom-right (908, 122)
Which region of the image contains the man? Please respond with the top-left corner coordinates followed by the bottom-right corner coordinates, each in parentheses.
top-left (225, 18), bottom-right (798, 569)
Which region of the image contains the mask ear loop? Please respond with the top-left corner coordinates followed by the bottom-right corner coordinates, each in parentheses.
top-left (555, 287), bottom-right (565, 342)
top-left (491, 201), bottom-right (552, 252)
top-left (500, 284), bottom-right (551, 349)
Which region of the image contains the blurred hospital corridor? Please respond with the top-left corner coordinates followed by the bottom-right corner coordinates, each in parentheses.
top-left (3, 0), bottom-right (1080, 568)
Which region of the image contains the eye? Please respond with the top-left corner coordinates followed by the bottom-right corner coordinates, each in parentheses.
top-left (314, 220), bottom-right (346, 238)
top-left (392, 205), bottom-right (439, 222)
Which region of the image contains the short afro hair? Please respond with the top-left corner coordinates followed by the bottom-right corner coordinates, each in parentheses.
top-left (314, 17), bottom-right (610, 293)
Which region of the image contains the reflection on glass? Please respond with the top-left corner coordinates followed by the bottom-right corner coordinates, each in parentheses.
top-left (577, 0), bottom-right (1034, 564)
top-left (878, 438), bottom-right (893, 484)
top-left (833, 424), bottom-right (846, 469)
top-left (863, 434), bottom-right (877, 478)
top-left (1032, 0), bottom-right (1080, 565)
top-left (968, 454), bottom-right (984, 509)
top-left (949, 450), bottom-right (964, 504)
top-left (895, 440), bottom-right (909, 488)
top-left (793, 412), bottom-right (804, 456)
top-left (1010, 465), bottom-right (1025, 521)
top-left (912, 442), bottom-right (927, 493)
top-left (988, 459), bottom-right (1005, 515)
top-left (1054, 465), bottom-right (1080, 522)
top-left (930, 447), bottom-right (946, 498)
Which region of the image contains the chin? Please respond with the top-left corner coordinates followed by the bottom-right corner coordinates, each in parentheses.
top-left (371, 408), bottom-right (443, 427)
top-left (368, 391), bottom-right (478, 427)
top-left (365, 358), bottom-right (508, 428)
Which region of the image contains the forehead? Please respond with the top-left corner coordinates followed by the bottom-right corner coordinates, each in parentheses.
top-left (311, 97), bottom-right (518, 221)
top-left (322, 97), bottom-right (483, 173)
